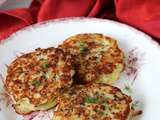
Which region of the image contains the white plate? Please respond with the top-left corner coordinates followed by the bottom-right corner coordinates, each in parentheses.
top-left (0, 17), bottom-right (160, 120)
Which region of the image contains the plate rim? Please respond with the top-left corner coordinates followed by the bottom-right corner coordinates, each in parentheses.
top-left (0, 17), bottom-right (160, 120)
top-left (0, 17), bottom-right (159, 49)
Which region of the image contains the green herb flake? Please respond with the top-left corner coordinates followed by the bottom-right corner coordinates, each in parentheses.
top-left (78, 41), bottom-right (86, 53)
top-left (32, 79), bottom-right (41, 88)
top-left (42, 60), bottom-right (49, 68)
top-left (85, 96), bottom-right (99, 104)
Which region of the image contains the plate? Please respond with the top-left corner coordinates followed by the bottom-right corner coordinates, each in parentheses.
top-left (0, 17), bottom-right (160, 120)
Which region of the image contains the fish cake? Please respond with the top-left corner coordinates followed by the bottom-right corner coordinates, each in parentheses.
top-left (59, 33), bottom-right (124, 84)
top-left (53, 83), bottom-right (132, 120)
top-left (5, 47), bottom-right (75, 114)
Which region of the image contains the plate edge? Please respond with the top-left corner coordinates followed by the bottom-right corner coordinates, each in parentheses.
top-left (0, 17), bottom-right (159, 49)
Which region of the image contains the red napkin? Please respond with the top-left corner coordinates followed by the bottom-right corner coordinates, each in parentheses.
top-left (0, 0), bottom-right (159, 41)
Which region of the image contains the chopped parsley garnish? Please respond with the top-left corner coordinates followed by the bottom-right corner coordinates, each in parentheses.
top-left (85, 96), bottom-right (99, 104)
top-left (42, 60), bottom-right (49, 68)
top-left (79, 41), bottom-right (86, 53)
top-left (32, 79), bottom-right (41, 88)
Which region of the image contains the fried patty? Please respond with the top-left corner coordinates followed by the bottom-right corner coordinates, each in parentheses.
top-left (53, 83), bottom-right (132, 120)
top-left (5, 47), bottom-right (75, 114)
top-left (59, 33), bottom-right (124, 84)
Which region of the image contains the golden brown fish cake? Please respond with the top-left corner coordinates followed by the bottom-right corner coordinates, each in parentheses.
top-left (53, 83), bottom-right (132, 120)
top-left (5, 47), bottom-right (75, 114)
top-left (59, 33), bottom-right (124, 84)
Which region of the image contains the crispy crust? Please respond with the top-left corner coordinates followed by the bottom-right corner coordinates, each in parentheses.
top-left (5, 47), bottom-right (75, 114)
top-left (59, 33), bottom-right (124, 84)
top-left (53, 83), bottom-right (132, 120)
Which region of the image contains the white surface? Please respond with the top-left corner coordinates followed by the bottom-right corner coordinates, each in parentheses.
top-left (0, 17), bottom-right (160, 120)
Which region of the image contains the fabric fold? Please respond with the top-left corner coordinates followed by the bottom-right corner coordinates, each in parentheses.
top-left (0, 8), bottom-right (33, 40)
top-left (0, 0), bottom-right (159, 41)
top-left (115, 0), bottom-right (160, 39)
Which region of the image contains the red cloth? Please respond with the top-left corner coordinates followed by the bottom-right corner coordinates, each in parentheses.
top-left (0, 0), bottom-right (159, 41)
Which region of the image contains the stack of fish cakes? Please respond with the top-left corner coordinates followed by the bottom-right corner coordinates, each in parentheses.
top-left (5, 33), bottom-right (135, 120)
